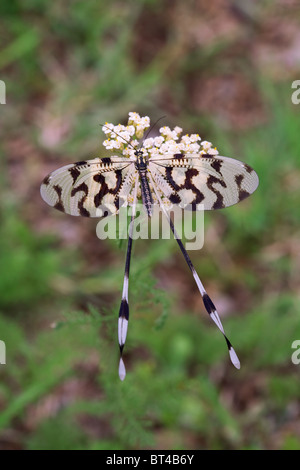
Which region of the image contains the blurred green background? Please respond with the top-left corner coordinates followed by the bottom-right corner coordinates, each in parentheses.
top-left (1, 0), bottom-right (300, 450)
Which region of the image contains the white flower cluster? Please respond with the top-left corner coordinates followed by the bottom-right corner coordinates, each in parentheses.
top-left (102, 112), bottom-right (218, 158)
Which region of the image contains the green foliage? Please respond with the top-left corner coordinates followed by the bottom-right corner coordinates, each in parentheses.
top-left (26, 415), bottom-right (87, 450)
top-left (1, 0), bottom-right (300, 451)
top-left (0, 212), bottom-right (62, 311)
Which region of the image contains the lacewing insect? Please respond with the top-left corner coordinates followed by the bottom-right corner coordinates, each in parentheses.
top-left (41, 112), bottom-right (259, 380)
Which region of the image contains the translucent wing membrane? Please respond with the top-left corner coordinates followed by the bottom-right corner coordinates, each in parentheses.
top-left (149, 154), bottom-right (259, 210)
top-left (40, 157), bottom-right (135, 217)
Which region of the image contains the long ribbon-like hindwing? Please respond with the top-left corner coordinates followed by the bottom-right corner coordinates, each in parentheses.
top-left (118, 177), bottom-right (139, 380)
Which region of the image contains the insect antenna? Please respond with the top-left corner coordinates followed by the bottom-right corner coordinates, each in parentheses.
top-left (142, 115), bottom-right (166, 143)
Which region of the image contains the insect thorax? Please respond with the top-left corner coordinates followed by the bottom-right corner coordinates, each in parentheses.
top-left (134, 150), bottom-right (148, 171)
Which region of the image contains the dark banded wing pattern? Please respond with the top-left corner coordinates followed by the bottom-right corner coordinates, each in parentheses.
top-left (41, 157), bottom-right (135, 217)
top-left (149, 154), bottom-right (259, 210)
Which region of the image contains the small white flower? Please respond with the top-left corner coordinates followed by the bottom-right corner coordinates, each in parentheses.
top-left (181, 135), bottom-right (191, 145)
top-left (140, 116), bottom-right (150, 129)
top-left (153, 136), bottom-right (164, 147)
top-left (159, 142), bottom-right (172, 154)
top-left (116, 131), bottom-right (130, 144)
top-left (148, 147), bottom-right (161, 158)
top-left (174, 126), bottom-right (183, 135)
top-left (143, 137), bottom-right (154, 149)
top-left (103, 139), bottom-right (118, 150)
top-left (126, 125), bottom-right (136, 136)
top-left (159, 126), bottom-right (173, 139)
top-left (130, 139), bottom-right (139, 148)
top-left (101, 113), bottom-right (218, 159)
top-left (102, 123), bottom-right (114, 134)
top-left (189, 133), bottom-right (201, 143)
top-left (201, 140), bottom-right (212, 150)
top-left (128, 112), bottom-right (141, 125)
top-left (135, 125), bottom-right (145, 139)
top-left (187, 143), bottom-right (201, 154)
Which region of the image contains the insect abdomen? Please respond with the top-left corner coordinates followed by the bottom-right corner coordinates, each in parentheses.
top-left (140, 171), bottom-right (153, 217)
